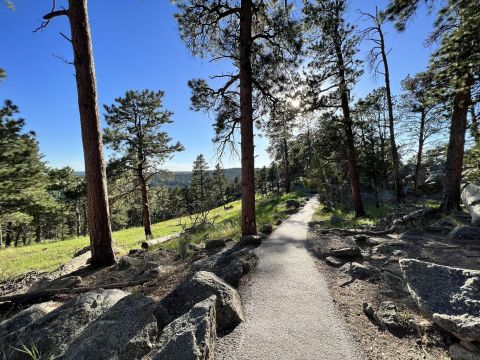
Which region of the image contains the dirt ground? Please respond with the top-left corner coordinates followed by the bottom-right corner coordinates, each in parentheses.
top-left (307, 219), bottom-right (480, 360)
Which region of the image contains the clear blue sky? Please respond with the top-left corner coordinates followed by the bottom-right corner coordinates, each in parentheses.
top-left (0, 0), bottom-right (435, 171)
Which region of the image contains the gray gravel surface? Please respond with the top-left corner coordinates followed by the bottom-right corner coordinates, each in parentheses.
top-left (215, 196), bottom-right (364, 360)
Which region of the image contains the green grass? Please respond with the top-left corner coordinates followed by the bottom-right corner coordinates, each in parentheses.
top-left (0, 191), bottom-right (307, 281)
top-left (313, 201), bottom-right (392, 229)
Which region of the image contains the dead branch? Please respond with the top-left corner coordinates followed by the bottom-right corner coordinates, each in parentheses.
top-left (320, 207), bottom-right (440, 236)
top-left (0, 279), bottom-right (150, 305)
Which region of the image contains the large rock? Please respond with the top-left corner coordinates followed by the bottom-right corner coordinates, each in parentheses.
top-left (400, 259), bottom-right (480, 342)
top-left (238, 234), bottom-right (265, 247)
top-left (192, 244), bottom-right (258, 287)
top-left (325, 256), bottom-right (343, 267)
top-left (448, 226), bottom-right (480, 241)
top-left (28, 275), bottom-right (82, 293)
top-left (159, 271), bottom-right (244, 333)
top-left (449, 343), bottom-right (480, 360)
top-left (0, 289), bottom-right (128, 360)
top-left (148, 296), bottom-right (216, 360)
top-left (462, 183), bottom-right (480, 226)
top-left (0, 302), bottom-right (59, 337)
top-left (205, 239), bottom-right (230, 251)
top-left (284, 199), bottom-right (301, 209)
top-left (62, 294), bottom-right (158, 360)
top-left (349, 262), bottom-right (380, 280)
top-left (329, 246), bottom-right (361, 259)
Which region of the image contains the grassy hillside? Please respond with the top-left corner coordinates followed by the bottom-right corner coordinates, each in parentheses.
top-left (0, 192), bottom-right (306, 281)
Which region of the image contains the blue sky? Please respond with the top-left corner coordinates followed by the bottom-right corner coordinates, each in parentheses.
top-left (0, 0), bottom-right (435, 171)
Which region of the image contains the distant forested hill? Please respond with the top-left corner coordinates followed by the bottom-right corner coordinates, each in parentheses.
top-left (151, 168), bottom-right (242, 188)
top-left (75, 168), bottom-right (242, 188)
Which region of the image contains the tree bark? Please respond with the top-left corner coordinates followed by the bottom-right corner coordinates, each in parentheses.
top-left (333, 26), bottom-right (365, 217)
top-left (413, 110), bottom-right (426, 195)
top-left (5, 221), bottom-right (12, 247)
top-left (283, 137), bottom-right (291, 193)
top-left (442, 79), bottom-right (471, 211)
top-left (379, 27), bottom-right (402, 201)
top-left (239, 0), bottom-right (257, 235)
top-left (35, 221), bottom-right (42, 243)
top-left (138, 170), bottom-right (153, 239)
top-left (68, 0), bottom-right (115, 266)
top-left (75, 204), bottom-right (81, 237)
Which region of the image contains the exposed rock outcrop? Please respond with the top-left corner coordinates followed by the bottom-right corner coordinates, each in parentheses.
top-left (0, 289), bottom-right (128, 360)
top-left (192, 243), bottom-right (258, 287)
top-left (158, 271), bottom-right (244, 333)
top-left (0, 301), bottom-right (59, 337)
top-left (62, 294), bottom-right (158, 360)
top-left (400, 259), bottom-right (480, 343)
top-left (448, 226), bottom-right (480, 242)
top-left (148, 296), bottom-right (217, 360)
top-left (462, 183), bottom-right (480, 227)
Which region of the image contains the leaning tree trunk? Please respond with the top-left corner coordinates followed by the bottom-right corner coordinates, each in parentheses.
top-left (334, 35), bottom-right (365, 217)
top-left (138, 169), bottom-right (153, 239)
top-left (68, 0), bottom-right (115, 266)
top-left (379, 28), bottom-right (402, 201)
top-left (413, 110), bottom-right (426, 195)
top-left (283, 137), bottom-right (291, 193)
top-left (239, 0), bottom-right (257, 235)
top-left (442, 80), bottom-right (471, 211)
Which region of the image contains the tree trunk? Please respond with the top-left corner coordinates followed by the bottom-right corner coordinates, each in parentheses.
top-left (75, 204), bottom-right (81, 237)
top-left (5, 221), bottom-right (12, 247)
top-left (0, 222), bottom-right (3, 248)
top-left (333, 28), bottom-right (365, 217)
top-left (68, 0), bottom-right (115, 266)
top-left (414, 110), bottom-right (426, 195)
top-left (239, 0), bottom-right (257, 235)
top-left (442, 81), bottom-right (471, 211)
top-left (283, 137), bottom-right (291, 193)
top-left (471, 106), bottom-right (479, 146)
top-left (35, 217), bottom-right (42, 243)
top-left (82, 200), bottom-right (88, 236)
top-left (138, 170), bottom-right (153, 239)
top-left (379, 28), bottom-right (402, 201)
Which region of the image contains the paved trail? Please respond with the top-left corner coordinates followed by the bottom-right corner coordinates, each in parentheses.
top-left (216, 197), bottom-right (364, 360)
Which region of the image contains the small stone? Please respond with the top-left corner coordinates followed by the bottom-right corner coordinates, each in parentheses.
top-left (275, 219), bottom-right (283, 226)
top-left (239, 234), bottom-right (265, 247)
top-left (325, 256), bottom-right (343, 267)
top-left (259, 224), bottom-right (273, 235)
top-left (330, 215), bottom-right (344, 225)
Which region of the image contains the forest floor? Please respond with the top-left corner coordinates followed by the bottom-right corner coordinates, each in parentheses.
top-left (0, 192), bottom-right (305, 282)
top-left (308, 199), bottom-right (480, 359)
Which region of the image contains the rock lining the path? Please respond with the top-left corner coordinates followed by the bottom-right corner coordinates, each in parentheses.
top-left (158, 271), bottom-right (244, 334)
top-left (148, 296), bottom-right (217, 360)
top-left (462, 184), bottom-right (480, 227)
top-left (400, 259), bottom-right (480, 343)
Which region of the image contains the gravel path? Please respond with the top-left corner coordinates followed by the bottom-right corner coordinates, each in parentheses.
top-left (215, 196), bottom-right (364, 360)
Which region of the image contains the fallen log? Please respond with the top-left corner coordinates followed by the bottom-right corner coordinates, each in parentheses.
top-left (0, 279), bottom-right (149, 305)
top-left (320, 207), bottom-right (440, 236)
top-left (141, 233), bottom-right (180, 249)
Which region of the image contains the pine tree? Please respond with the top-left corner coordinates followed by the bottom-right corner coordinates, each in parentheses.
top-left (103, 90), bottom-right (184, 239)
top-left (361, 8), bottom-right (402, 201)
top-left (256, 167), bottom-right (268, 195)
top-left (175, 0), bottom-right (302, 235)
top-left (38, 0), bottom-right (115, 266)
top-left (266, 102), bottom-right (297, 193)
top-left (0, 101), bottom-right (56, 246)
top-left (386, 0), bottom-right (480, 211)
top-left (303, 0), bottom-right (365, 217)
top-left (212, 164), bottom-right (227, 206)
top-left (400, 72), bottom-right (448, 195)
